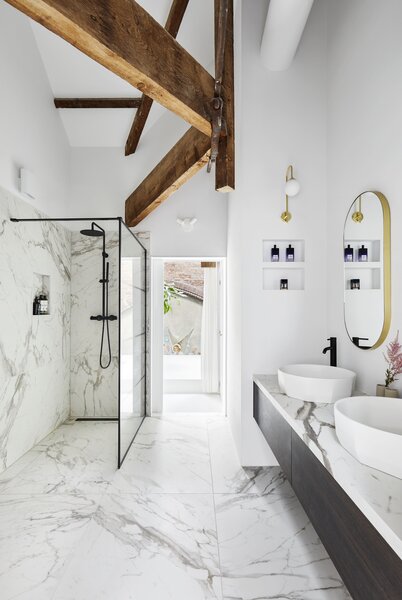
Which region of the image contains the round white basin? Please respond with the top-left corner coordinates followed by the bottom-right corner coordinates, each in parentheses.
top-left (278, 364), bottom-right (356, 404)
top-left (335, 396), bottom-right (402, 479)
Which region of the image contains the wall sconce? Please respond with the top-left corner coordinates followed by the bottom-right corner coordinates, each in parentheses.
top-left (177, 217), bottom-right (197, 232)
top-left (281, 165), bottom-right (300, 223)
top-left (352, 195), bottom-right (364, 223)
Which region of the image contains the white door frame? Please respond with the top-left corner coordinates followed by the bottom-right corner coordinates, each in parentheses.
top-left (150, 257), bottom-right (227, 415)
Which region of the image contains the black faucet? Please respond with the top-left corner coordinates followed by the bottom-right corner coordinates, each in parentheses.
top-left (323, 337), bottom-right (337, 367)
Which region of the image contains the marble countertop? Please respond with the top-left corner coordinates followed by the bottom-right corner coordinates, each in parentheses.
top-left (253, 374), bottom-right (402, 560)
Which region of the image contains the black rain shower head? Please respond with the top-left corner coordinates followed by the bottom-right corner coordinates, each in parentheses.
top-left (80, 222), bottom-right (105, 237)
top-left (80, 229), bottom-right (103, 237)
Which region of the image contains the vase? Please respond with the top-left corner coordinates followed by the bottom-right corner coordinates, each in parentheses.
top-left (376, 384), bottom-right (386, 397)
top-left (384, 387), bottom-right (399, 398)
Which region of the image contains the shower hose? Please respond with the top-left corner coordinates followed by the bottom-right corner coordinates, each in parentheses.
top-left (100, 261), bottom-right (112, 369)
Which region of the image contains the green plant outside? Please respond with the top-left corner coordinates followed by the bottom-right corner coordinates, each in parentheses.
top-left (163, 283), bottom-right (186, 315)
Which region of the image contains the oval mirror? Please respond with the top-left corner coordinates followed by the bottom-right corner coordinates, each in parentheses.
top-left (343, 191), bottom-right (391, 349)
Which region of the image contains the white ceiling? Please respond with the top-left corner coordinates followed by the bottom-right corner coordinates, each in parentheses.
top-left (30, 0), bottom-right (214, 148)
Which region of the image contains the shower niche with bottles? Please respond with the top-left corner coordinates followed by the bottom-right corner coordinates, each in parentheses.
top-left (32, 273), bottom-right (50, 315)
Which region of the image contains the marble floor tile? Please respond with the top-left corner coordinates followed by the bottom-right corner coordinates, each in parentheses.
top-left (0, 444), bottom-right (40, 493)
top-left (0, 421), bottom-right (117, 495)
top-left (111, 416), bottom-right (212, 494)
top-left (208, 418), bottom-right (290, 496)
top-left (0, 493), bottom-right (98, 600)
top-left (0, 418), bottom-right (352, 600)
top-left (52, 492), bottom-right (222, 600)
top-left (215, 488), bottom-right (351, 600)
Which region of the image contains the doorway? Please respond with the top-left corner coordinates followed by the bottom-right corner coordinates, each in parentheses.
top-left (151, 258), bottom-right (226, 415)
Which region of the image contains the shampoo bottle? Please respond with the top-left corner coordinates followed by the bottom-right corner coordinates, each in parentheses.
top-left (358, 245), bottom-right (368, 262)
top-left (344, 244), bottom-right (354, 262)
top-left (271, 244), bottom-right (279, 262)
top-left (286, 244), bottom-right (294, 262)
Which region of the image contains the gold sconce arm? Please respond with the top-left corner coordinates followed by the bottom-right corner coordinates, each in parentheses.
top-left (281, 165), bottom-right (294, 223)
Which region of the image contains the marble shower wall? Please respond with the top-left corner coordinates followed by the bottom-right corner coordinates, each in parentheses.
top-left (70, 231), bottom-right (119, 417)
top-left (0, 186), bottom-right (71, 474)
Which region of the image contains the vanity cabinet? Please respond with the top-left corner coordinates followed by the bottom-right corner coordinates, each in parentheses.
top-left (291, 431), bottom-right (402, 600)
top-left (253, 385), bottom-right (292, 480)
top-left (253, 383), bottom-right (402, 600)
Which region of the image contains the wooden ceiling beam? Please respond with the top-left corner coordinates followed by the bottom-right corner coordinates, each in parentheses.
top-left (125, 0), bottom-right (190, 156)
top-left (215, 0), bottom-right (235, 192)
top-left (54, 98), bottom-right (142, 109)
top-left (6, 0), bottom-right (214, 135)
top-left (125, 126), bottom-right (210, 226)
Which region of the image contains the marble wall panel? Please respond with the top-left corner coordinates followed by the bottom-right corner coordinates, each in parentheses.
top-left (70, 231), bottom-right (119, 417)
top-left (0, 187), bottom-right (71, 473)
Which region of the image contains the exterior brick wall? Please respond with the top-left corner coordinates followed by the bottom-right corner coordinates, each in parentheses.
top-left (164, 261), bottom-right (204, 299)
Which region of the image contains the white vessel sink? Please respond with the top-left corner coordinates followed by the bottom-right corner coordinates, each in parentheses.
top-left (278, 364), bottom-right (355, 404)
top-left (335, 396), bottom-right (402, 479)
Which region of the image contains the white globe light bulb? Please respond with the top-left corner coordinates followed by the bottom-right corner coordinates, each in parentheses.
top-left (285, 178), bottom-right (300, 197)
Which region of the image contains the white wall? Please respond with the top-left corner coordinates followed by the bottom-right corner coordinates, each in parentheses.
top-left (327, 0), bottom-right (402, 395)
top-left (0, 3), bottom-right (70, 216)
top-left (69, 110), bottom-right (228, 258)
top-left (227, 0), bottom-right (328, 465)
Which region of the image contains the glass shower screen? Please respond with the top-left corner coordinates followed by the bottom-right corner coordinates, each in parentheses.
top-left (118, 221), bottom-right (146, 466)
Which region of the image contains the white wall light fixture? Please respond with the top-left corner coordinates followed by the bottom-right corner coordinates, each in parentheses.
top-left (281, 165), bottom-right (300, 223)
top-left (177, 217), bottom-right (197, 232)
top-left (19, 167), bottom-right (36, 200)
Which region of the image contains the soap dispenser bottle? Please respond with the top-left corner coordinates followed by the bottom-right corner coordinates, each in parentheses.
top-left (271, 244), bottom-right (280, 262)
top-left (286, 244), bottom-right (294, 262)
top-left (39, 292), bottom-right (49, 315)
top-left (33, 296), bottom-right (39, 315)
top-left (344, 244), bottom-right (354, 262)
top-left (358, 244), bottom-right (368, 262)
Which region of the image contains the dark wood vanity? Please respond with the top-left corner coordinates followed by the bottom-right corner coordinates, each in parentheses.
top-left (254, 383), bottom-right (402, 600)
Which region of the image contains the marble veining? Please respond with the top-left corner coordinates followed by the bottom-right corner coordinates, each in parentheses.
top-left (0, 417), bottom-right (350, 599)
top-left (70, 231), bottom-right (119, 418)
top-left (0, 193), bottom-right (149, 474)
top-left (253, 374), bottom-right (402, 560)
top-left (0, 186), bottom-right (71, 474)
top-left (216, 490), bottom-right (350, 600)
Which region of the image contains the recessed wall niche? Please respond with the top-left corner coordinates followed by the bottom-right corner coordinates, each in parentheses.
top-left (262, 239), bottom-right (305, 291)
top-left (262, 239), bottom-right (305, 263)
top-left (32, 273), bottom-right (50, 315)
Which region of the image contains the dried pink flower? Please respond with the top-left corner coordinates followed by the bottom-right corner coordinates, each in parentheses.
top-left (383, 331), bottom-right (402, 387)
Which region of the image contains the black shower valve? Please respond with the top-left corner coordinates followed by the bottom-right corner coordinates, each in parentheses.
top-left (90, 315), bottom-right (118, 322)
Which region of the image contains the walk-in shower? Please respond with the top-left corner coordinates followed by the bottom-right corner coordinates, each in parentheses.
top-left (9, 216), bottom-right (147, 468)
top-left (80, 222), bottom-right (117, 369)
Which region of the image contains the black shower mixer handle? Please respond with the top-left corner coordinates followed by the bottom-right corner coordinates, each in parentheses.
top-left (90, 315), bottom-right (117, 321)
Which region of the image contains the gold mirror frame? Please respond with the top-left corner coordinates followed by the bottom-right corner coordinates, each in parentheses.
top-left (343, 191), bottom-right (391, 350)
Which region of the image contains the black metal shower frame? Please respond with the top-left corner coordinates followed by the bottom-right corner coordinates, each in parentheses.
top-left (10, 216), bottom-right (147, 469)
top-left (118, 219), bottom-right (148, 467)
